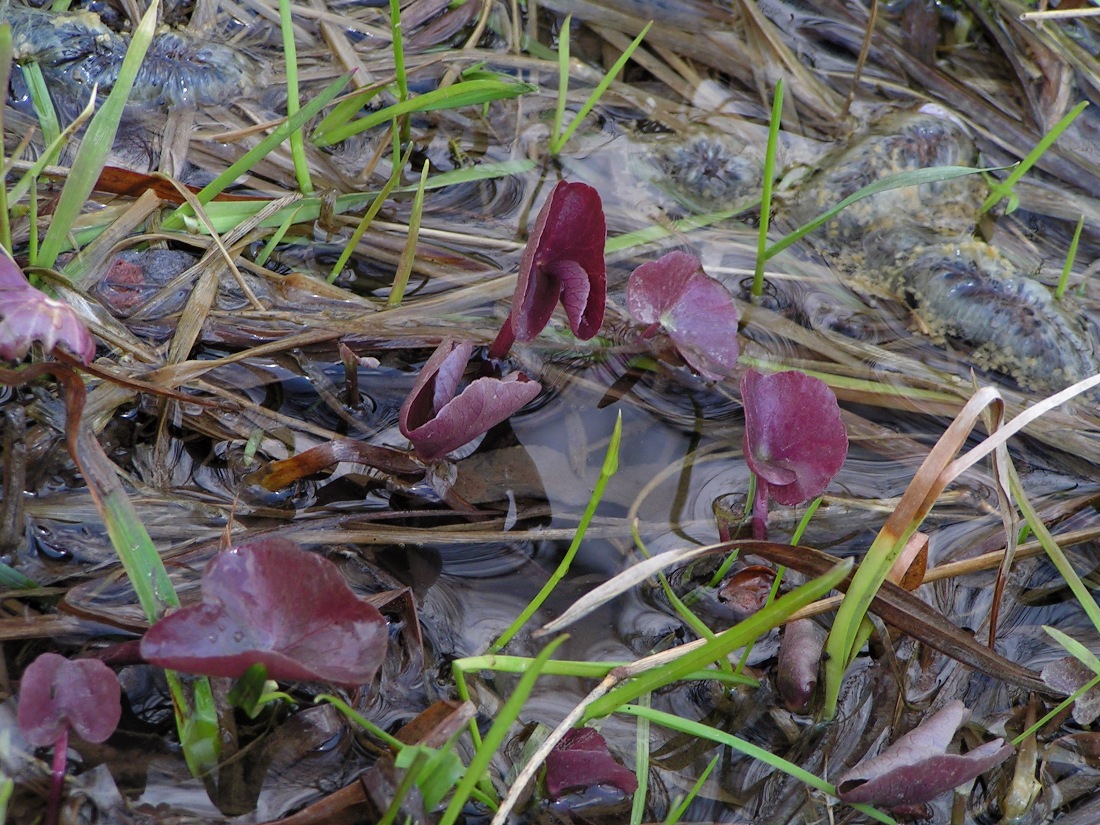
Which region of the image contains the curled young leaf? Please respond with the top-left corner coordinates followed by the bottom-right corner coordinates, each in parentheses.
top-left (545, 727), bottom-right (638, 800)
top-left (776, 618), bottom-right (826, 713)
top-left (140, 538), bottom-right (387, 688)
top-left (0, 254), bottom-right (95, 364)
top-left (400, 339), bottom-right (541, 461)
top-left (626, 250), bottom-right (739, 379)
top-left (18, 653), bottom-right (121, 746)
top-left (835, 701), bottom-right (1013, 807)
top-left (489, 181), bottom-right (606, 357)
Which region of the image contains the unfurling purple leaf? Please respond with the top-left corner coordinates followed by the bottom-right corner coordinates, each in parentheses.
top-left (741, 369), bottom-right (847, 538)
top-left (489, 181), bottom-right (606, 358)
top-left (0, 255), bottom-right (95, 364)
top-left (626, 250), bottom-right (739, 379)
top-left (18, 653), bottom-right (121, 746)
top-left (140, 538), bottom-right (387, 687)
top-left (776, 618), bottom-right (826, 713)
top-left (835, 701), bottom-right (1013, 807)
top-left (400, 339), bottom-right (541, 461)
top-left (545, 727), bottom-right (638, 800)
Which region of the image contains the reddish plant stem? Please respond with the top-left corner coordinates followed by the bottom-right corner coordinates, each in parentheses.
top-left (487, 314), bottom-right (516, 360)
top-left (46, 728), bottom-right (68, 825)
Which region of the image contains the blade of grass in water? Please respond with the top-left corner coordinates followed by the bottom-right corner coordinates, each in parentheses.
top-left (439, 635), bottom-right (569, 825)
top-left (764, 165), bottom-right (996, 263)
top-left (491, 412), bottom-right (622, 652)
top-left (581, 558), bottom-right (851, 721)
top-left (663, 753), bottom-right (719, 825)
top-left (37, 1), bottom-right (159, 270)
top-left (387, 159), bottom-right (428, 307)
top-left (980, 100), bottom-right (1088, 214)
top-left (1056, 214), bottom-right (1085, 299)
top-left (160, 73), bottom-right (351, 232)
top-left (619, 705), bottom-right (897, 825)
top-left (312, 77), bottom-right (535, 147)
top-left (328, 145), bottom-right (413, 283)
top-left (751, 78), bottom-right (783, 298)
top-left (550, 20), bottom-right (652, 155)
top-left (279, 0), bottom-right (312, 194)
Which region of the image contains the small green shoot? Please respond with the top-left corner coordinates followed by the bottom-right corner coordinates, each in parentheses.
top-left (548, 18), bottom-right (652, 156)
top-left (1055, 214), bottom-right (1085, 300)
top-left (492, 412), bottom-right (622, 651)
top-left (278, 0), bottom-right (312, 193)
top-left (980, 101), bottom-right (1088, 215)
top-left (387, 159), bottom-right (429, 307)
top-left (630, 692), bottom-right (651, 825)
top-left (23, 63), bottom-right (61, 151)
top-left (751, 79), bottom-right (783, 299)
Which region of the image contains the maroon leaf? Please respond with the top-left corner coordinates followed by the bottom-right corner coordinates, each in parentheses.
top-left (18, 653), bottom-right (121, 746)
top-left (626, 251), bottom-right (740, 379)
top-left (0, 255), bottom-right (95, 364)
top-left (835, 701), bottom-right (1013, 807)
top-left (740, 369), bottom-right (848, 541)
top-left (545, 727), bottom-right (638, 800)
top-left (140, 538), bottom-right (387, 687)
top-left (399, 339), bottom-right (541, 461)
top-left (489, 181), bottom-right (606, 357)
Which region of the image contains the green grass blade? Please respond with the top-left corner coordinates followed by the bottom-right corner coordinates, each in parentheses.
top-left (161, 73), bottom-right (352, 232)
top-left (312, 78), bottom-right (535, 147)
top-left (631, 692), bottom-right (651, 825)
top-left (1056, 214), bottom-right (1085, 299)
top-left (663, 752), bottom-right (718, 825)
top-left (492, 412), bottom-right (622, 652)
top-left (550, 15), bottom-right (571, 154)
top-left (980, 101), bottom-right (1088, 215)
top-left (751, 78), bottom-right (783, 298)
top-left (37, 0), bottom-right (159, 269)
top-left (23, 62), bottom-right (61, 149)
top-left (764, 166), bottom-right (993, 262)
top-left (389, 0), bottom-right (408, 103)
top-left (439, 635), bottom-right (569, 825)
top-left (551, 21), bottom-right (652, 155)
top-left (387, 159), bottom-right (428, 307)
top-left (1044, 625), bottom-right (1100, 675)
top-left (328, 145), bottom-right (412, 282)
top-left (279, 0), bottom-right (312, 193)
top-left (582, 558), bottom-right (851, 721)
top-left (619, 706), bottom-right (896, 825)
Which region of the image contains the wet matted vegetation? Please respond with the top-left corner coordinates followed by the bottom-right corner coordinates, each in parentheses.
top-left (3, 0), bottom-right (1100, 822)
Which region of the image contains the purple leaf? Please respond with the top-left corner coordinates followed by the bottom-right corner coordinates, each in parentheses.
top-left (18, 653), bottom-right (121, 746)
top-left (399, 339), bottom-right (542, 461)
top-left (140, 538), bottom-right (387, 688)
top-left (741, 369), bottom-right (848, 508)
top-left (545, 727), bottom-right (638, 800)
top-left (0, 255), bottom-right (95, 364)
top-left (835, 701), bottom-right (1014, 807)
top-left (626, 251), bottom-right (740, 379)
top-left (489, 181), bottom-right (606, 357)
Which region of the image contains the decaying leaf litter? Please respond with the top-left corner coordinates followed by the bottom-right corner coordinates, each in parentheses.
top-left (3, 0), bottom-right (1100, 820)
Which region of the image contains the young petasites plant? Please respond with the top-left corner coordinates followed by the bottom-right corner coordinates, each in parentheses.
top-left (625, 250), bottom-right (739, 379)
top-left (141, 538), bottom-right (387, 687)
top-left (18, 653), bottom-right (121, 825)
top-left (740, 368), bottom-right (848, 540)
top-left (400, 338), bottom-right (541, 461)
top-left (488, 180), bottom-right (606, 359)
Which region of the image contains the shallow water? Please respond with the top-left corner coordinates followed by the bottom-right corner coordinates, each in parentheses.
top-left (6, 0), bottom-right (1100, 822)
